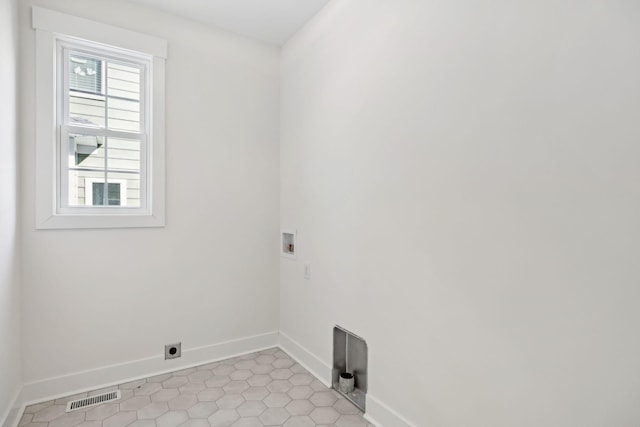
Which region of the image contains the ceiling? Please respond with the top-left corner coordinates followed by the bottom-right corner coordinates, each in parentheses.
top-left (124, 0), bottom-right (331, 45)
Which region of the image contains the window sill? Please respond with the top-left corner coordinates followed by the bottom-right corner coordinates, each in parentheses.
top-left (36, 212), bottom-right (165, 230)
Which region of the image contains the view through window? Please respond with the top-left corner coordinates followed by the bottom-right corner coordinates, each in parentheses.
top-left (64, 50), bottom-right (144, 208)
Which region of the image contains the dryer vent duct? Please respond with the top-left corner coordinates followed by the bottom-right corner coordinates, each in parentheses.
top-left (333, 325), bottom-right (367, 412)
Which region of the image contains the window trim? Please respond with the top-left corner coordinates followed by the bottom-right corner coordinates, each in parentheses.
top-left (33, 6), bottom-right (167, 229)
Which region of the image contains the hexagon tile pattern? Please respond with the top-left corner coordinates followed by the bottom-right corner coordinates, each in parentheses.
top-left (20, 348), bottom-right (374, 427)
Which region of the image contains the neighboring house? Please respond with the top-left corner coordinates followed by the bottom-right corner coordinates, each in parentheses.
top-left (68, 53), bottom-right (141, 207)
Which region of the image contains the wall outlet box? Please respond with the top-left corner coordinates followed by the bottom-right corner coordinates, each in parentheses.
top-left (165, 342), bottom-right (181, 360)
top-left (281, 229), bottom-right (296, 259)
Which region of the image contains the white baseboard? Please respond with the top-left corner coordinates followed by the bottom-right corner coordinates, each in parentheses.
top-left (21, 331), bottom-right (279, 406)
top-left (1, 387), bottom-right (24, 427)
top-left (278, 331), bottom-right (332, 387)
top-left (364, 393), bottom-right (417, 427)
top-left (278, 331), bottom-right (416, 427)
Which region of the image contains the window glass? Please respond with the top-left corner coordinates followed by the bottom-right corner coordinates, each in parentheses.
top-left (66, 133), bottom-right (140, 208)
top-left (67, 52), bottom-right (141, 132)
top-left (65, 49), bottom-right (144, 210)
top-left (69, 55), bottom-right (102, 94)
top-left (107, 62), bottom-right (141, 132)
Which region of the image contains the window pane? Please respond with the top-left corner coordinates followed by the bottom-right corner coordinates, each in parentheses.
top-left (106, 137), bottom-right (140, 172)
top-left (67, 53), bottom-right (142, 132)
top-left (68, 132), bottom-right (105, 206)
top-left (108, 98), bottom-right (140, 132)
top-left (67, 170), bottom-right (104, 206)
top-left (107, 62), bottom-right (141, 132)
top-left (108, 172), bottom-right (140, 208)
top-left (68, 54), bottom-right (105, 128)
top-left (69, 133), bottom-right (105, 168)
top-left (69, 95), bottom-right (105, 128)
top-left (69, 55), bottom-right (102, 94)
top-left (107, 62), bottom-right (140, 99)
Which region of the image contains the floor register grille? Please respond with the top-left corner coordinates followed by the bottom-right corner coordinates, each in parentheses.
top-left (65, 390), bottom-right (121, 412)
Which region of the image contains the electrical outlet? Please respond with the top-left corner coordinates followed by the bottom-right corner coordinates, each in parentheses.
top-left (304, 262), bottom-right (311, 280)
top-left (165, 342), bottom-right (181, 360)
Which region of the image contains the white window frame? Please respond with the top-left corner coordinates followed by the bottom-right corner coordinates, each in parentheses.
top-left (59, 41), bottom-right (149, 214)
top-left (33, 7), bottom-right (167, 229)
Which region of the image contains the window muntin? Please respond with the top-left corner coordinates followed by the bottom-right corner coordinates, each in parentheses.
top-left (58, 41), bottom-right (149, 212)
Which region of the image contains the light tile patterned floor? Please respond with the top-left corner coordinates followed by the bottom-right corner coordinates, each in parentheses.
top-left (19, 348), bottom-right (373, 427)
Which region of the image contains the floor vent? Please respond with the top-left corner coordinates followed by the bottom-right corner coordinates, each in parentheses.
top-left (65, 390), bottom-right (121, 412)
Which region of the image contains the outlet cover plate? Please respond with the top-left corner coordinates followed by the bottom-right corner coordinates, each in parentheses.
top-left (165, 343), bottom-right (181, 360)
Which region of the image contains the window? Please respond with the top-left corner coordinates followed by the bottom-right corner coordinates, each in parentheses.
top-left (33, 7), bottom-right (167, 229)
top-left (61, 45), bottom-right (145, 211)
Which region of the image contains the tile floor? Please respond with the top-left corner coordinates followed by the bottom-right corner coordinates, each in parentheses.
top-left (18, 348), bottom-right (373, 427)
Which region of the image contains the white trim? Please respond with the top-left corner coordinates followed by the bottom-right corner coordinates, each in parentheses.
top-left (20, 331), bottom-right (279, 406)
top-left (35, 29), bottom-right (58, 230)
top-left (278, 331), bottom-right (332, 387)
top-left (1, 387), bottom-right (23, 427)
top-left (34, 7), bottom-right (166, 229)
top-left (32, 7), bottom-right (167, 58)
top-left (149, 55), bottom-right (166, 227)
top-left (364, 394), bottom-right (418, 427)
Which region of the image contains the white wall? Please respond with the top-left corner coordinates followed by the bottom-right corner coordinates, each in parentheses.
top-left (0, 0), bottom-right (23, 421)
top-left (20, 0), bottom-right (280, 388)
top-left (280, 1), bottom-right (640, 426)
